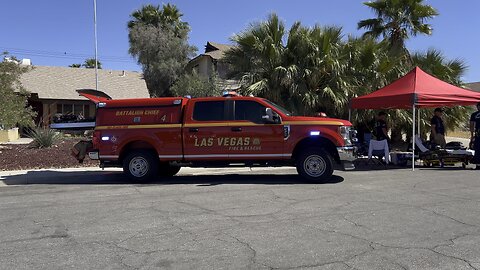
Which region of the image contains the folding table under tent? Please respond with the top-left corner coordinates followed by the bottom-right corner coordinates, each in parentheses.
top-left (350, 66), bottom-right (480, 170)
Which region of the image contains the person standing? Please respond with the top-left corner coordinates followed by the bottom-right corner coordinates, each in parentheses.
top-left (470, 102), bottom-right (480, 169)
top-left (373, 111), bottom-right (389, 141)
top-left (431, 108), bottom-right (446, 148)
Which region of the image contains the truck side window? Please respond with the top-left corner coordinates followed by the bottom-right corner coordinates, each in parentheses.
top-left (193, 101), bottom-right (225, 121)
top-left (234, 100), bottom-right (266, 123)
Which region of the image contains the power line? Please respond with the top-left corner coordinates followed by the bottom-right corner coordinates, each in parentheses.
top-left (0, 46), bottom-right (135, 62)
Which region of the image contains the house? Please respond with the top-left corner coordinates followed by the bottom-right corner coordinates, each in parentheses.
top-left (186, 41), bottom-right (241, 91)
top-left (466, 82), bottom-right (480, 93)
top-left (20, 65), bottom-right (149, 126)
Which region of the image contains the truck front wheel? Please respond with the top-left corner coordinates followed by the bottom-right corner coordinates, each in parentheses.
top-left (296, 148), bottom-right (334, 182)
top-left (123, 150), bottom-right (159, 182)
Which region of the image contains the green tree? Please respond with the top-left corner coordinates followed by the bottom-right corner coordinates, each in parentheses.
top-left (225, 14), bottom-right (286, 105)
top-left (128, 3), bottom-right (187, 36)
top-left (0, 56), bottom-right (36, 129)
top-left (69, 63), bottom-right (81, 68)
top-left (170, 71), bottom-right (219, 98)
top-left (412, 49), bottom-right (471, 133)
top-left (225, 8), bottom-right (469, 142)
top-left (358, 0), bottom-right (438, 53)
top-left (128, 4), bottom-right (196, 97)
top-left (225, 14), bottom-right (350, 115)
top-left (284, 23), bottom-right (348, 115)
top-left (83, 58), bottom-right (102, 69)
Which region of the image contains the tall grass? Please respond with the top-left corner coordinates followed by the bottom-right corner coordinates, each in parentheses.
top-left (28, 128), bottom-right (62, 148)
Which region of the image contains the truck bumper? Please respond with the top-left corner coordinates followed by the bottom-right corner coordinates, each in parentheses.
top-left (337, 146), bottom-right (356, 170)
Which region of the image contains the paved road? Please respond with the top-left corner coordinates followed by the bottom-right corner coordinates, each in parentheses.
top-left (1, 167), bottom-right (480, 270)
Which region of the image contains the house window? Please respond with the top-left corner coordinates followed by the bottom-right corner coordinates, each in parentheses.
top-left (84, 105), bottom-right (90, 118)
top-left (56, 103), bottom-right (91, 118)
top-left (63, 104), bottom-right (73, 114)
top-left (74, 105), bottom-right (83, 115)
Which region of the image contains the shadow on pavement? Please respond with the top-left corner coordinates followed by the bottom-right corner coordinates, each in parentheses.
top-left (0, 170), bottom-right (344, 186)
top-left (417, 166), bottom-right (477, 171)
top-left (160, 174), bottom-right (344, 186)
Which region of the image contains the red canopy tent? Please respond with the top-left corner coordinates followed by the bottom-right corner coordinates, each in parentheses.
top-left (350, 67), bottom-right (480, 170)
top-left (351, 67), bottom-right (480, 109)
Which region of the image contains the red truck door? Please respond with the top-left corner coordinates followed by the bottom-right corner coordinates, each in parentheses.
top-left (228, 99), bottom-right (286, 159)
top-left (183, 99), bottom-right (233, 160)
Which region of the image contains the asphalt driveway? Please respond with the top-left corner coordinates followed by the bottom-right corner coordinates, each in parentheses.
top-left (1, 167), bottom-right (480, 269)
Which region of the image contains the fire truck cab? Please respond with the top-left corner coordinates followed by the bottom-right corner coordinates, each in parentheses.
top-left (75, 90), bottom-right (356, 182)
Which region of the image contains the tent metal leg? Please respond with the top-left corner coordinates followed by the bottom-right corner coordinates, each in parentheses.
top-left (412, 105), bottom-right (416, 171)
top-left (348, 109), bottom-right (352, 122)
top-left (418, 108), bottom-right (421, 137)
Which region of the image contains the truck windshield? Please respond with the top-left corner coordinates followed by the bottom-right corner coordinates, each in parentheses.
top-left (263, 99), bottom-right (293, 116)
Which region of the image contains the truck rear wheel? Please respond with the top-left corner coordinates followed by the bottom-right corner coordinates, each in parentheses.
top-left (159, 163), bottom-right (181, 177)
top-left (296, 148), bottom-right (334, 182)
top-left (123, 150), bottom-right (159, 182)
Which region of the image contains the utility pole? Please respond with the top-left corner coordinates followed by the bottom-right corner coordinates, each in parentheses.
top-left (93, 0), bottom-right (99, 90)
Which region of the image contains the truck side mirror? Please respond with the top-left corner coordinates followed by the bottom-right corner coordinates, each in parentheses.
top-left (263, 108), bottom-right (281, 124)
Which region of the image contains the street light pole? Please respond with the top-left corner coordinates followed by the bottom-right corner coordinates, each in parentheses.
top-left (93, 0), bottom-right (98, 90)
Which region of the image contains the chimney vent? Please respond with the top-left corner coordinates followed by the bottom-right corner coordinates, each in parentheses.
top-left (20, 59), bottom-right (32, 65)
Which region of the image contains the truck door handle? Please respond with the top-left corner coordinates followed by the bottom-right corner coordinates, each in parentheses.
top-left (231, 127), bottom-right (242, 132)
top-left (189, 128), bottom-right (199, 132)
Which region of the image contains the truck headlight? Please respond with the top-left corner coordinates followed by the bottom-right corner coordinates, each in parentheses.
top-left (339, 126), bottom-right (357, 145)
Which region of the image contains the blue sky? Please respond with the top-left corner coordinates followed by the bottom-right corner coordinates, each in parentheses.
top-left (2, 0), bottom-right (479, 82)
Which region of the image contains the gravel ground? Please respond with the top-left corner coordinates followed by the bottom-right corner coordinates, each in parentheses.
top-left (0, 138), bottom-right (99, 171)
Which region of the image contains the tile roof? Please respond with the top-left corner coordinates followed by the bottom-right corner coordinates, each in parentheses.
top-left (20, 65), bottom-right (150, 100)
top-left (466, 82), bottom-right (480, 92)
top-left (203, 41), bottom-right (234, 60)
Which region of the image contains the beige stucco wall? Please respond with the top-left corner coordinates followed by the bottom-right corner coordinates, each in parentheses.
top-left (0, 128), bottom-right (19, 142)
top-left (187, 56), bottom-right (213, 78)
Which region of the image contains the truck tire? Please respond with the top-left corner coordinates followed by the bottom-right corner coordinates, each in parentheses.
top-left (123, 150), bottom-right (159, 182)
top-left (296, 148), bottom-right (334, 182)
top-left (159, 163), bottom-right (181, 177)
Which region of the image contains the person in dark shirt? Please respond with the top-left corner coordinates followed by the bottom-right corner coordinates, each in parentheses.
top-left (470, 102), bottom-right (480, 169)
top-left (431, 108), bottom-right (446, 148)
top-left (373, 111), bottom-right (388, 141)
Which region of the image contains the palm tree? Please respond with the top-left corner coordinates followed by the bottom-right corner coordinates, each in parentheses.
top-left (128, 4), bottom-right (188, 38)
top-left (345, 36), bottom-right (409, 136)
top-left (284, 23), bottom-right (349, 115)
top-left (127, 3), bottom-right (195, 97)
top-left (225, 14), bottom-right (287, 106)
top-left (128, 4), bottom-right (162, 28)
top-left (225, 14), bottom-right (351, 115)
top-left (358, 0), bottom-right (438, 53)
top-left (83, 58), bottom-right (102, 69)
top-left (412, 49), bottom-right (471, 133)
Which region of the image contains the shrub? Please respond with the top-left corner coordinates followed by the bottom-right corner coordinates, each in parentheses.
top-left (170, 71), bottom-right (219, 98)
top-left (28, 128), bottom-right (61, 148)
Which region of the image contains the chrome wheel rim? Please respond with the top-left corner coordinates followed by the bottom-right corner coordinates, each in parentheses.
top-left (129, 157), bottom-right (149, 178)
top-left (304, 155), bottom-right (326, 177)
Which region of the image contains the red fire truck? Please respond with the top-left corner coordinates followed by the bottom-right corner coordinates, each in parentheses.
top-left (74, 90), bottom-right (356, 182)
